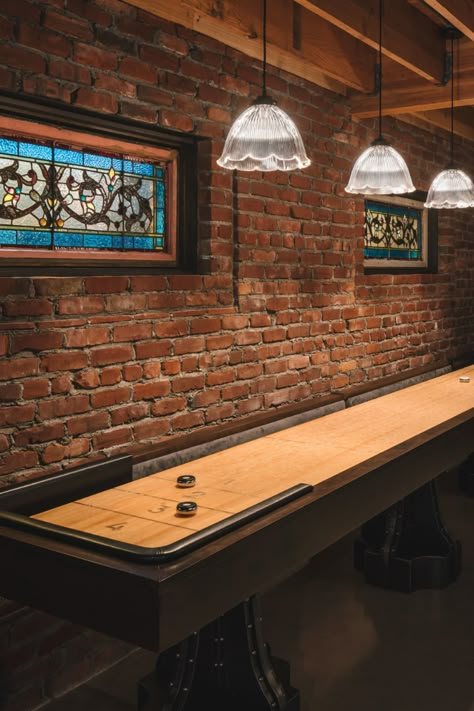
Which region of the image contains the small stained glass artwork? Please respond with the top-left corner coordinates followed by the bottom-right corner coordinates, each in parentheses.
top-left (0, 135), bottom-right (168, 253)
top-left (364, 200), bottom-right (422, 261)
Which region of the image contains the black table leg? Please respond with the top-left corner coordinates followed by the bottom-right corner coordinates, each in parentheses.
top-left (458, 453), bottom-right (474, 496)
top-left (138, 596), bottom-right (299, 711)
top-left (354, 480), bottom-right (461, 592)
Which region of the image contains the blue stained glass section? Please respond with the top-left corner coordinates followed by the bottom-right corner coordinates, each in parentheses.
top-left (84, 153), bottom-right (112, 169)
top-left (124, 236), bottom-right (134, 249)
top-left (157, 181), bottom-right (165, 208)
top-left (84, 234), bottom-right (113, 248)
top-left (0, 138), bottom-right (18, 156)
top-left (133, 237), bottom-right (154, 250)
top-left (17, 231), bottom-right (52, 246)
top-left (0, 230), bottom-right (17, 244)
top-left (54, 148), bottom-right (84, 166)
top-left (55, 233), bottom-right (84, 247)
top-left (156, 168), bottom-right (164, 178)
top-left (112, 158), bottom-right (123, 171)
top-left (123, 160), bottom-right (133, 174)
top-left (156, 209), bottom-right (165, 234)
top-left (19, 142), bottom-right (52, 161)
top-left (156, 236), bottom-right (163, 247)
top-left (112, 236), bottom-right (123, 248)
top-left (132, 162), bottom-right (153, 176)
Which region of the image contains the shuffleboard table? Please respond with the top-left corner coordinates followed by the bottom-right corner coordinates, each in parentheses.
top-left (0, 366), bottom-right (473, 710)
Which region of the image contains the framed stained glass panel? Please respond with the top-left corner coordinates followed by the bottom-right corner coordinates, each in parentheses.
top-left (363, 192), bottom-right (438, 273)
top-left (0, 135), bottom-right (170, 253)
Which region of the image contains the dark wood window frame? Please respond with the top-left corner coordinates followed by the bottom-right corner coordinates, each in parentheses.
top-left (0, 93), bottom-right (198, 276)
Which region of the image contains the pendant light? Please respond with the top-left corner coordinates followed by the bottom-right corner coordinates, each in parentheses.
top-left (345, 0), bottom-right (415, 195)
top-left (425, 31), bottom-right (474, 209)
top-left (216, 0), bottom-right (310, 172)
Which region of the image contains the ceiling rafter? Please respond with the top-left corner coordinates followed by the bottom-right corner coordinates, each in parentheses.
top-left (293, 0), bottom-right (445, 83)
top-left (422, 0), bottom-right (474, 41)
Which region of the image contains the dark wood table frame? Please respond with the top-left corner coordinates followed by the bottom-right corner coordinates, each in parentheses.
top-left (0, 407), bottom-right (472, 709)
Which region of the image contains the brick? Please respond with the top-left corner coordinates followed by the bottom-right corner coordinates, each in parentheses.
top-left (0, 358), bottom-right (38, 381)
top-left (120, 101), bottom-right (158, 124)
top-left (191, 318), bottom-right (221, 335)
top-left (65, 328), bottom-right (110, 347)
top-left (100, 367), bottom-right (122, 385)
top-left (39, 395), bottom-right (90, 420)
top-left (119, 56), bottom-right (157, 83)
top-left (74, 42), bottom-right (117, 70)
top-left (0, 451), bottom-right (38, 477)
top-left (15, 423), bottom-right (65, 446)
top-left (40, 352), bottom-right (88, 372)
top-left (136, 341), bottom-right (172, 359)
top-left (206, 369), bottom-right (235, 386)
top-left (95, 73), bottom-right (136, 98)
top-left (0, 404), bottom-right (35, 426)
top-left (133, 381), bottom-right (170, 400)
top-left (105, 294), bottom-right (147, 312)
top-left (58, 296), bottom-right (105, 315)
top-left (93, 427), bottom-right (132, 449)
top-left (84, 276), bottom-right (128, 294)
top-left (0, 45), bottom-right (45, 73)
top-left (154, 321), bottom-right (189, 338)
top-left (49, 58), bottom-right (91, 83)
top-left (68, 412), bottom-right (109, 436)
top-left (151, 397), bottom-right (186, 416)
top-left (18, 25), bottom-right (71, 58)
top-left (110, 402), bottom-right (148, 426)
top-left (222, 315), bottom-right (249, 330)
top-left (0, 383), bottom-right (21, 401)
top-left (11, 332), bottom-right (63, 354)
top-left (23, 378), bottom-right (49, 399)
top-left (129, 275), bottom-right (167, 292)
top-left (44, 10), bottom-right (93, 41)
top-left (74, 370), bottom-right (100, 389)
top-left (143, 362), bottom-right (161, 379)
top-left (206, 334), bottom-right (234, 350)
top-left (133, 419), bottom-right (170, 440)
top-left (172, 411), bottom-right (204, 430)
top-left (91, 387), bottom-right (131, 408)
top-left (72, 87), bottom-right (118, 114)
top-left (112, 324), bottom-right (152, 342)
top-left (3, 299), bottom-right (53, 317)
top-left (90, 345), bottom-right (134, 366)
top-left (123, 364), bottom-right (143, 381)
top-left (51, 375), bottom-right (72, 394)
top-left (174, 337), bottom-right (205, 355)
top-left (160, 110), bottom-right (194, 132)
top-left (0, 435), bottom-right (8, 453)
top-left (171, 375), bottom-right (205, 393)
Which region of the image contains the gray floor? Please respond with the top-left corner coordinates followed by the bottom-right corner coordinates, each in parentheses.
top-left (44, 471), bottom-right (474, 711)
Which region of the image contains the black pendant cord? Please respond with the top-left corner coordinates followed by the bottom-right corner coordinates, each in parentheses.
top-left (262, 0), bottom-right (267, 97)
top-left (450, 36), bottom-right (454, 166)
top-left (378, 0), bottom-right (383, 140)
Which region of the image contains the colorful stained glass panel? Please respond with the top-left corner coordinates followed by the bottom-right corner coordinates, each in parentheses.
top-left (364, 200), bottom-right (422, 261)
top-left (0, 135), bottom-right (168, 253)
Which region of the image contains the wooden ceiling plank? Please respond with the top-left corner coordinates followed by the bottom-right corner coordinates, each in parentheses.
top-left (422, 0), bottom-right (474, 41)
top-left (399, 109), bottom-right (474, 141)
top-left (122, 0), bottom-right (354, 93)
top-left (293, 0), bottom-right (444, 82)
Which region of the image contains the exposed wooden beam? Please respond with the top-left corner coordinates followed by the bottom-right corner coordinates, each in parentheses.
top-left (397, 108), bottom-right (474, 141)
top-left (352, 40), bottom-right (474, 116)
top-left (293, 0), bottom-right (445, 83)
top-left (122, 0), bottom-right (359, 94)
top-left (422, 0), bottom-right (474, 41)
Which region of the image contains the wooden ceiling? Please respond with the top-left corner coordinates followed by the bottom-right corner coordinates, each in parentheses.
top-left (124, 0), bottom-right (474, 141)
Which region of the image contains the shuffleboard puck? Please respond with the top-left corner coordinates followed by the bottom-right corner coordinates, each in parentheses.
top-left (459, 376), bottom-right (471, 383)
top-left (177, 474), bottom-right (196, 488)
top-left (176, 501), bottom-right (198, 515)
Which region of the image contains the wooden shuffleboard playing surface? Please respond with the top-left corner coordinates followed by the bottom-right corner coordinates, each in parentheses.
top-left (29, 365), bottom-right (474, 555)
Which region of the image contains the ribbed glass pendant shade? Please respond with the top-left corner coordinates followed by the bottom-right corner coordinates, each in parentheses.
top-left (217, 98), bottom-right (310, 172)
top-left (425, 168), bottom-right (474, 208)
top-left (345, 140), bottom-right (415, 195)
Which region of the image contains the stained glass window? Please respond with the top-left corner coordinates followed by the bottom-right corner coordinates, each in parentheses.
top-left (364, 200), bottom-right (422, 261)
top-left (0, 136), bottom-right (168, 252)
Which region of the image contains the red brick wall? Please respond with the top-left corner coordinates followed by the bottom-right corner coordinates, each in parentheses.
top-left (0, 0), bottom-right (473, 707)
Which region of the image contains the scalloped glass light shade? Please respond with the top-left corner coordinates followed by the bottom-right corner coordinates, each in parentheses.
top-left (217, 102), bottom-right (310, 172)
top-left (424, 168), bottom-right (474, 208)
top-left (345, 142), bottom-right (415, 195)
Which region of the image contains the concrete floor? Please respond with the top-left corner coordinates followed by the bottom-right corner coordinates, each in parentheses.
top-left (44, 471), bottom-right (474, 711)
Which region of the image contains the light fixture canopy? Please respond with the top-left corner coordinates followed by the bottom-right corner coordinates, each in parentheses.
top-left (345, 0), bottom-right (415, 195)
top-left (217, 0), bottom-right (310, 172)
top-left (425, 30), bottom-right (474, 209)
